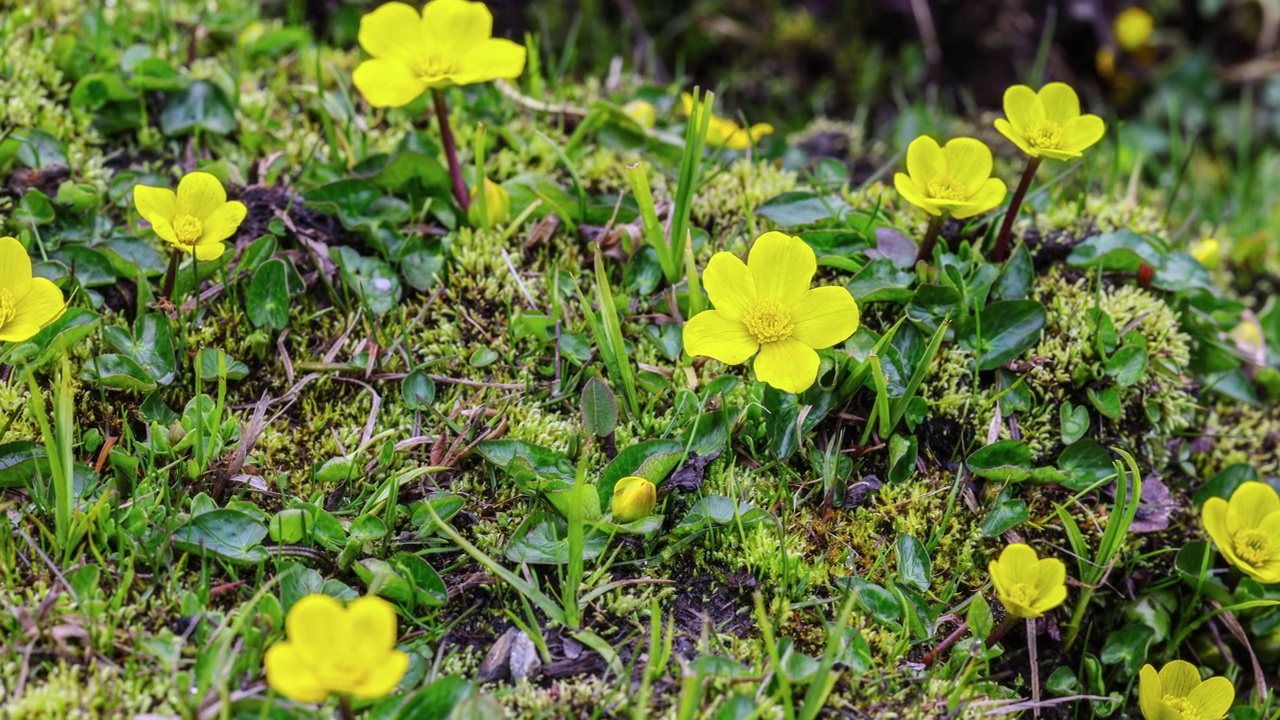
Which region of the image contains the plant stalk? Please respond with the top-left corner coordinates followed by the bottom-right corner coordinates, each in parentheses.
top-left (991, 156), bottom-right (1043, 262)
top-left (983, 612), bottom-right (1020, 649)
top-left (916, 213), bottom-right (946, 264)
top-left (921, 620), bottom-right (970, 667)
top-left (161, 250), bottom-right (179, 304)
top-left (432, 89), bottom-right (470, 213)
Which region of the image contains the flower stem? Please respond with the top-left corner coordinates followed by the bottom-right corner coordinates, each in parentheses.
top-left (921, 620), bottom-right (970, 667)
top-left (916, 213), bottom-right (946, 264)
top-left (338, 695), bottom-right (354, 720)
top-left (432, 89), bottom-right (470, 213)
top-left (984, 612), bottom-right (1021, 649)
top-left (991, 156), bottom-right (1042, 263)
top-left (161, 250), bottom-right (179, 304)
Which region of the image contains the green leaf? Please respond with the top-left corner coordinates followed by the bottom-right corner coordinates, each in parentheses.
top-left (477, 440), bottom-right (574, 481)
top-left (82, 354), bottom-right (157, 392)
top-left (1057, 440), bottom-right (1116, 491)
top-left (1, 308), bottom-right (100, 368)
top-left (599, 439), bottom-right (683, 508)
top-left (369, 677), bottom-right (473, 720)
top-left (504, 514), bottom-right (608, 564)
top-left (905, 285), bottom-right (959, 330)
top-left (1067, 229), bottom-right (1162, 272)
top-left (102, 314), bottom-right (176, 385)
top-left (847, 259), bottom-right (914, 303)
top-left (171, 508), bottom-right (269, 563)
top-left (401, 367), bottom-right (436, 410)
top-left (965, 300), bottom-right (1047, 371)
top-left (1087, 386), bottom-right (1124, 420)
top-left (755, 191), bottom-right (850, 227)
top-left (580, 376), bottom-right (618, 438)
top-left (981, 498), bottom-right (1029, 536)
top-left (672, 496), bottom-right (767, 534)
top-left (333, 247), bottom-right (402, 316)
top-left (837, 576), bottom-right (901, 625)
top-left (1099, 624), bottom-right (1155, 676)
top-left (160, 80), bottom-right (238, 136)
top-left (196, 348), bottom-right (249, 381)
top-left (247, 259), bottom-right (290, 330)
top-left (994, 243), bottom-right (1033, 300)
top-left (1060, 401), bottom-right (1090, 445)
top-left (0, 442), bottom-right (48, 489)
top-left (389, 551), bottom-right (448, 608)
top-left (1105, 345), bottom-right (1148, 387)
top-left (966, 440), bottom-right (1032, 482)
top-left (887, 434), bottom-right (917, 484)
top-left (894, 534), bottom-right (931, 592)
top-left (48, 246), bottom-right (119, 287)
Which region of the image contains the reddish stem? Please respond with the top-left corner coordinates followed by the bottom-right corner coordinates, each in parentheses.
top-left (991, 156), bottom-right (1043, 262)
top-left (432, 89), bottom-right (470, 213)
top-left (921, 620), bottom-right (970, 667)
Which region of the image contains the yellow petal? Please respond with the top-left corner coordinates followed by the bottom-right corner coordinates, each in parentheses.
top-left (191, 241), bottom-right (227, 261)
top-left (747, 232), bottom-right (814, 307)
top-left (354, 58), bottom-right (429, 108)
top-left (199, 201), bottom-right (247, 246)
top-left (1138, 664), bottom-right (1162, 719)
top-left (996, 544), bottom-right (1040, 584)
top-left (1060, 115), bottom-right (1106, 155)
top-left (894, 173), bottom-right (942, 216)
top-left (1002, 85), bottom-right (1044, 136)
top-left (286, 594), bottom-right (349, 660)
top-left (789, 286), bottom-right (859, 350)
top-left (264, 642), bottom-right (330, 704)
top-left (1157, 660), bottom-right (1202, 700)
top-left (1031, 584), bottom-right (1067, 615)
top-left (680, 93), bottom-right (694, 117)
top-left (351, 650), bottom-right (411, 700)
top-left (358, 2), bottom-right (425, 63)
top-left (1038, 82), bottom-right (1081, 124)
top-left (905, 136), bottom-right (945, 186)
top-left (994, 117), bottom-right (1038, 157)
top-left (1, 278), bottom-right (65, 341)
top-left (1226, 482), bottom-right (1280, 534)
top-left (702, 251), bottom-right (757, 321)
top-left (455, 38), bottom-right (526, 85)
top-left (952, 177), bottom-right (1007, 219)
top-left (683, 311), bottom-right (758, 365)
top-left (0, 236), bottom-right (33, 298)
top-left (420, 0), bottom-right (494, 57)
top-left (148, 216), bottom-right (180, 245)
top-left (753, 338), bottom-right (820, 394)
top-left (1186, 676), bottom-right (1235, 719)
top-left (176, 172), bottom-right (228, 221)
top-left (346, 596), bottom-right (400, 666)
top-left (747, 123), bottom-right (774, 142)
top-left (1032, 557), bottom-right (1066, 598)
top-left (940, 137), bottom-right (994, 195)
top-left (133, 185), bottom-right (177, 227)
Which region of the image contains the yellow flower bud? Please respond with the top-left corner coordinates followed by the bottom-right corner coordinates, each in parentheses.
top-left (1114, 7), bottom-right (1154, 53)
top-left (612, 475), bottom-right (656, 523)
top-left (467, 177), bottom-right (511, 229)
top-left (623, 99), bottom-right (657, 128)
top-left (1190, 238), bottom-right (1220, 269)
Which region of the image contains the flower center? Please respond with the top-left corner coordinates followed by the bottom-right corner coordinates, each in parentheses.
top-left (173, 214), bottom-right (203, 244)
top-left (1006, 582), bottom-right (1040, 607)
top-left (1161, 695), bottom-right (1202, 720)
top-left (744, 299), bottom-right (793, 344)
top-left (1026, 119), bottom-right (1064, 149)
top-left (1234, 528), bottom-right (1275, 566)
top-left (926, 175), bottom-right (969, 201)
top-left (0, 288), bottom-right (15, 326)
top-left (415, 54), bottom-right (458, 80)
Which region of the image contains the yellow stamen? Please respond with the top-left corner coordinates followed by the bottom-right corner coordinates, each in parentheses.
top-left (0, 288), bottom-right (15, 326)
top-left (174, 214), bottom-right (204, 244)
top-left (1006, 582), bottom-right (1039, 607)
top-left (744, 299), bottom-right (793, 344)
top-left (1234, 529), bottom-right (1275, 566)
top-left (1026, 119), bottom-right (1064, 150)
top-left (1161, 695), bottom-right (1201, 720)
top-left (415, 54), bottom-right (458, 80)
top-left (926, 175), bottom-right (969, 201)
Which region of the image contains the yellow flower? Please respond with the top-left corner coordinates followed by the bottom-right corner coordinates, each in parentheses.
top-left (467, 177), bottom-right (510, 229)
top-left (681, 93), bottom-right (774, 150)
top-left (0, 236), bottom-right (65, 343)
top-left (988, 543), bottom-right (1067, 619)
top-left (623, 99), bottom-right (657, 128)
top-left (893, 136), bottom-right (1007, 219)
top-left (683, 231), bottom-right (859, 394)
top-left (994, 83), bottom-right (1106, 161)
top-left (1190, 238), bottom-right (1220, 269)
top-left (1138, 660), bottom-right (1234, 720)
top-left (612, 476), bottom-right (657, 523)
top-left (1202, 481), bottom-right (1280, 584)
top-left (264, 594), bottom-right (409, 704)
top-left (133, 172), bottom-right (247, 261)
top-left (352, 0), bottom-right (526, 108)
top-left (1115, 7), bottom-right (1155, 53)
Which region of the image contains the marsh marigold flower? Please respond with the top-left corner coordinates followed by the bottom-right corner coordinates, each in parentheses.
top-left (612, 476), bottom-right (657, 523)
top-left (1138, 660), bottom-right (1234, 720)
top-left (995, 83), bottom-right (1106, 161)
top-left (680, 93), bottom-right (773, 150)
top-left (352, 0), bottom-right (526, 108)
top-left (468, 177), bottom-right (511, 229)
top-left (134, 172), bottom-right (246, 261)
top-left (1115, 7), bottom-right (1155, 53)
top-left (988, 543), bottom-right (1067, 619)
top-left (1202, 481), bottom-right (1280, 584)
top-left (0, 236), bottom-right (65, 343)
top-left (1190, 238), bottom-right (1220, 270)
top-left (894, 136), bottom-right (1007, 219)
top-left (623, 99), bottom-right (657, 128)
top-left (683, 232), bottom-right (859, 394)
top-left (264, 594), bottom-right (409, 703)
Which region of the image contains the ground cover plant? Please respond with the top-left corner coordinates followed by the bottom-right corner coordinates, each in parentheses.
top-left (3, 0), bottom-right (1280, 717)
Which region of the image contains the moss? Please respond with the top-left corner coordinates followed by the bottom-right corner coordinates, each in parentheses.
top-left (1194, 403), bottom-right (1280, 479)
top-left (0, 660), bottom-right (183, 717)
top-left (691, 158), bottom-right (799, 233)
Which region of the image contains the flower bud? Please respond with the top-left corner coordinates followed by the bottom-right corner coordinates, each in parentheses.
top-left (612, 475), bottom-right (656, 523)
top-left (1114, 7), bottom-right (1154, 53)
top-left (622, 99), bottom-right (657, 128)
top-left (1190, 238), bottom-right (1220, 270)
top-left (467, 177), bottom-right (510, 229)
